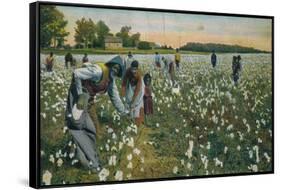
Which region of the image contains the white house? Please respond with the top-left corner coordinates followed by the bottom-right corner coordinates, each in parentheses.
top-left (104, 36), bottom-right (123, 49)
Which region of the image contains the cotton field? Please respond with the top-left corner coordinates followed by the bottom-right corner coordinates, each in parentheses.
top-left (39, 53), bottom-right (272, 186)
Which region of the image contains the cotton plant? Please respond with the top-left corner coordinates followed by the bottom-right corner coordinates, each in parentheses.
top-left (39, 53), bottom-right (272, 183)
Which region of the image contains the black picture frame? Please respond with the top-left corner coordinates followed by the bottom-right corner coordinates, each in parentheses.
top-left (30, 1), bottom-right (274, 189)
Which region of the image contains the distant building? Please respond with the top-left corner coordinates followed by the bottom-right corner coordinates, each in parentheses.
top-left (104, 36), bottom-right (123, 49)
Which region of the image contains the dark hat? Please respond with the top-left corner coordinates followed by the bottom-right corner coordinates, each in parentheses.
top-left (131, 60), bottom-right (139, 68)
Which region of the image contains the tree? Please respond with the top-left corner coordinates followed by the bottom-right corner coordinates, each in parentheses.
top-left (96, 20), bottom-right (110, 48)
top-left (131, 32), bottom-right (141, 47)
top-left (116, 26), bottom-right (141, 47)
top-left (179, 42), bottom-right (267, 53)
top-left (116, 26), bottom-right (131, 47)
top-left (40, 5), bottom-right (69, 48)
top-left (138, 41), bottom-right (152, 50)
top-left (74, 18), bottom-right (96, 48)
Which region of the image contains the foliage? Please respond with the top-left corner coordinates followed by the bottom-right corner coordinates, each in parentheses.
top-left (137, 41), bottom-right (152, 50)
top-left (116, 26), bottom-right (141, 47)
top-left (95, 21), bottom-right (110, 48)
top-left (74, 18), bottom-right (96, 48)
top-left (40, 5), bottom-right (69, 48)
top-left (180, 42), bottom-right (268, 53)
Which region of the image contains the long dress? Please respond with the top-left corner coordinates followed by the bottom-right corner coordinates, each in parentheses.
top-left (122, 70), bottom-right (145, 119)
top-left (65, 77), bottom-right (100, 170)
top-left (65, 56), bottom-right (127, 170)
top-left (143, 86), bottom-right (153, 115)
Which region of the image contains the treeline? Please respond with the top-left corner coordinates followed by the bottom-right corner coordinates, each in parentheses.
top-left (180, 42), bottom-right (269, 53)
top-left (40, 5), bottom-right (141, 49)
top-left (74, 19), bottom-right (141, 49)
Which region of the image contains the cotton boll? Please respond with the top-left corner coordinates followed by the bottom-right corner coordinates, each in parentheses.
top-left (127, 154), bottom-right (133, 161)
top-left (114, 170), bottom-right (123, 181)
top-left (42, 170), bottom-right (52, 185)
top-left (173, 166), bottom-right (178, 174)
top-left (133, 148), bottom-right (141, 155)
top-left (264, 152), bottom-right (271, 163)
top-left (98, 168), bottom-right (110, 181)
top-left (127, 162), bottom-right (133, 169)
top-left (57, 158), bottom-right (63, 167)
top-left (49, 155), bottom-right (55, 164)
top-left (185, 140), bottom-right (194, 159)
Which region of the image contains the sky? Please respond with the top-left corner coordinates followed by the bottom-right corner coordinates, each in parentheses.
top-left (56, 5), bottom-right (272, 51)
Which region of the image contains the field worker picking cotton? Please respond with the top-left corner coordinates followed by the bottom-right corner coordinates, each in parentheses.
top-left (162, 56), bottom-right (176, 86)
top-left (65, 55), bottom-right (129, 171)
top-left (121, 60), bottom-right (145, 126)
top-left (125, 51), bottom-right (135, 70)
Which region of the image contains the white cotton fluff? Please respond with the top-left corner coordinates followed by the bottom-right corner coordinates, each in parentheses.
top-left (181, 159), bottom-right (185, 166)
top-left (253, 145), bottom-right (260, 163)
top-left (126, 173), bottom-right (132, 179)
top-left (42, 170), bottom-right (52, 185)
top-left (114, 170), bottom-right (123, 181)
top-left (133, 148), bottom-right (141, 155)
top-left (111, 146), bottom-right (117, 152)
top-left (127, 154), bottom-right (133, 161)
top-left (71, 159), bottom-right (78, 165)
top-left (227, 124), bottom-right (233, 131)
top-left (264, 152), bottom-right (271, 163)
top-left (112, 133), bottom-right (117, 140)
top-left (127, 137), bottom-right (134, 148)
top-left (249, 150), bottom-right (253, 159)
top-left (49, 155), bottom-right (55, 164)
top-left (206, 142), bottom-right (211, 150)
top-left (127, 162), bottom-right (133, 169)
top-left (57, 158), bottom-right (63, 167)
top-left (173, 166), bottom-right (178, 174)
top-left (98, 168), bottom-right (110, 181)
top-left (105, 144), bottom-right (110, 151)
top-left (119, 142), bottom-right (124, 150)
top-left (248, 164), bottom-right (258, 172)
top-left (185, 140), bottom-right (194, 159)
top-left (224, 146), bottom-right (228, 154)
top-left (200, 154), bottom-right (209, 169)
top-left (187, 162), bottom-right (192, 170)
top-left (107, 128), bottom-right (114, 134)
top-left (69, 152), bottom-right (74, 159)
top-left (72, 104), bottom-right (83, 120)
top-left (63, 126), bottom-right (68, 134)
top-left (109, 155), bottom-right (117, 166)
top-left (214, 158), bottom-right (223, 168)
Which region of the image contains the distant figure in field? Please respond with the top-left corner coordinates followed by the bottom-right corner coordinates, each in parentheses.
top-left (82, 53), bottom-right (89, 63)
top-left (232, 55), bottom-right (242, 85)
top-left (125, 51), bottom-right (135, 70)
top-left (121, 60), bottom-right (145, 126)
top-left (70, 57), bottom-right (77, 69)
top-left (65, 52), bottom-right (73, 69)
top-left (162, 56), bottom-right (175, 86)
top-left (175, 48), bottom-right (181, 71)
top-left (143, 73), bottom-right (153, 116)
top-left (154, 52), bottom-right (161, 69)
top-left (45, 52), bottom-right (54, 72)
top-left (211, 50), bottom-right (217, 68)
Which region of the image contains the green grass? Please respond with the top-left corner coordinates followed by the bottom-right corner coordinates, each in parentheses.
top-left (41, 48), bottom-right (209, 55)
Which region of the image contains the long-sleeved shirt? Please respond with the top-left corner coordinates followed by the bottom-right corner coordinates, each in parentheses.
top-left (122, 69), bottom-right (143, 107)
top-left (175, 53), bottom-right (181, 62)
top-left (155, 54), bottom-right (161, 63)
top-left (73, 63), bottom-right (126, 114)
top-left (125, 56), bottom-right (135, 70)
